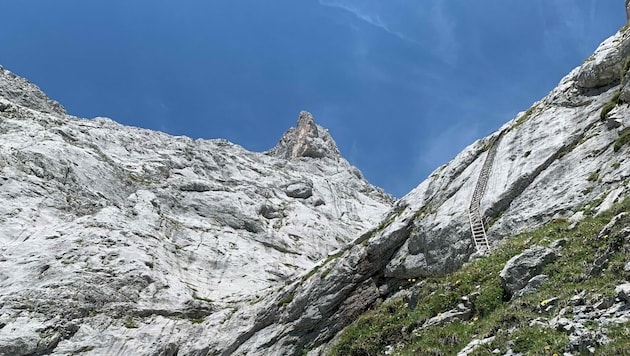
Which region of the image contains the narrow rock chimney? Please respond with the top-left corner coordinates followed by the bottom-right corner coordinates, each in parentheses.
top-left (626, 0), bottom-right (630, 20)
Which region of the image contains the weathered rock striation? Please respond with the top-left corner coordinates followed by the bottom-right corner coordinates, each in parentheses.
top-left (213, 16), bottom-right (630, 356)
top-left (1, 7), bottom-right (630, 356)
top-left (0, 67), bottom-right (393, 355)
top-left (0, 66), bottom-right (65, 116)
top-left (267, 111), bottom-right (342, 160)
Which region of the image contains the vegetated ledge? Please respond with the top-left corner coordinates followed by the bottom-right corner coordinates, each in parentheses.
top-left (331, 195), bottom-right (630, 356)
top-left (614, 126), bottom-right (630, 152)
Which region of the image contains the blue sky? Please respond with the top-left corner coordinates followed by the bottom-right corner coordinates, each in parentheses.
top-left (0, 1), bottom-right (624, 197)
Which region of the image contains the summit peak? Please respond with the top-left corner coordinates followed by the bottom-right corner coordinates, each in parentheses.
top-left (268, 111), bottom-right (341, 160)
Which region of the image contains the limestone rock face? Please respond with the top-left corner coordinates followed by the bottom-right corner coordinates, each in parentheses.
top-left (214, 21), bottom-right (630, 355)
top-left (267, 111), bottom-right (341, 159)
top-left (0, 66), bottom-right (65, 115)
top-left (499, 246), bottom-right (556, 298)
top-left (575, 28), bottom-right (630, 89)
top-left (285, 180), bottom-right (313, 199)
top-left (0, 78), bottom-right (393, 354)
top-left (3, 9), bottom-right (630, 356)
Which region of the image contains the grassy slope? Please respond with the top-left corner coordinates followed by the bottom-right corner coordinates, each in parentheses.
top-left (331, 196), bottom-right (630, 355)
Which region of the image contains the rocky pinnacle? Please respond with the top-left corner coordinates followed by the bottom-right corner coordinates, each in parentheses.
top-left (267, 111), bottom-right (342, 160)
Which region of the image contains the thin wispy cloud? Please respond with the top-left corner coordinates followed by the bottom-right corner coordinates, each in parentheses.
top-left (428, 0), bottom-right (458, 66)
top-left (317, 0), bottom-right (420, 45)
top-left (317, 0), bottom-right (460, 66)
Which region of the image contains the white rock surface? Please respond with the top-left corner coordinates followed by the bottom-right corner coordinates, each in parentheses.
top-left (216, 21), bottom-right (630, 355)
top-left (500, 247), bottom-right (556, 297)
top-left (0, 73), bottom-right (393, 355)
top-left (2, 11), bottom-right (630, 356)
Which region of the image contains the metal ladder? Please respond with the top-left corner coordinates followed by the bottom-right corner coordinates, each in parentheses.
top-left (468, 132), bottom-right (504, 254)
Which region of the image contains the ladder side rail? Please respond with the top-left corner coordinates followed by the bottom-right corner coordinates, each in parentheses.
top-left (467, 131), bottom-right (505, 254)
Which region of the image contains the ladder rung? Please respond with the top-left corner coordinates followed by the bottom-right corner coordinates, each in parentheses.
top-left (469, 131), bottom-right (504, 255)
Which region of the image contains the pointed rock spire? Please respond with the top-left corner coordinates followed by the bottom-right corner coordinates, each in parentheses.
top-left (268, 111), bottom-right (341, 159)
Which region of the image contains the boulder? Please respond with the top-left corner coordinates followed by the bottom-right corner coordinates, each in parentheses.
top-left (576, 31), bottom-right (630, 89)
top-left (500, 246), bottom-right (556, 297)
top-left (513, 274), bottom-right (549, 298)
top-left (258, 203), bottom-right (285, 219)
top-left (285, 181), bottom-right (313, 199)
top-left (615, 283), bottom-right (630, 303)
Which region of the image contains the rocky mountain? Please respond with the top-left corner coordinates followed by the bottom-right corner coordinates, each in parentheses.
top-left (1, 5), bottom-right (630, 356)
top-left (0, 65), bottom-right (393, 355)
top-left (203, 14), bottom-right (630, 354)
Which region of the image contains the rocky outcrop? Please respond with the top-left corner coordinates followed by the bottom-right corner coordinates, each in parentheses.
top-left (267, 111), bottom-right (341, 160)
top-left (499, 246), bottom-right (556, 298)
top-left (285, 180), bottom-right (313, 199)
top-left (0, 65), bottom-right (65, 115)
top-left (575, 28), bottom-right (630, 89)
top-left (513, 274), bottom-right (549, 297)
top-left (1, 5), bottom-right (630, 356)
top-left (616, 283), bottom-right (630, 302)
top-left (214, 16), bottom-right (630, 355)
top-left (0, 85), bottom-right (393, 354)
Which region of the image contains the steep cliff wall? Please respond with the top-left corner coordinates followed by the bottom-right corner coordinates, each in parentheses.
top-left (216, 18), bottom-right (630, 356)
top-left (1, 9), bottom-right (630, 356)
top-left (0, 72), bottom-right (393, 355)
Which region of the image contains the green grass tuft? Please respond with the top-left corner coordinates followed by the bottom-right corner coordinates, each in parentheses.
top-left (123, 317), bottom-right (139, 329)
top-left (587, 170), bottom-right (600, 182)
top-left (614, 127), bottom-right (630, 152)
top-left (331, 197), bottom-right (630, 355)
top-left (278, 292), bottom-right (295, 307)
top-left (513, 105), bottom-right (537, 129)
top-left (600, 90), bottom-right (621, 120)
top-left (301, 266), bottom-right (320, 283)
